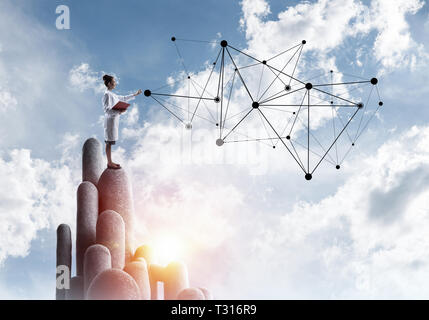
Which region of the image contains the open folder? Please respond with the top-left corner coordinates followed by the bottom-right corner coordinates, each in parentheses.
top-left (112, 101), bottom-right (130, 111)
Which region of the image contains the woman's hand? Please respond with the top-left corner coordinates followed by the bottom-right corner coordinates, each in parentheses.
top-left (135, 89), bottom-right (142, 96)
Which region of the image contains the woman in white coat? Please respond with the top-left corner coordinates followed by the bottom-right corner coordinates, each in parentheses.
top-left (102, 74), bottom-right (142, 169)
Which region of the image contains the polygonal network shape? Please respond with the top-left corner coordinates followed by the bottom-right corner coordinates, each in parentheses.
top-left (144, 37), bottom-right (384, 180)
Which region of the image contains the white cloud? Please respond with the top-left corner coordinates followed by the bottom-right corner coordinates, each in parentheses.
top-left (0, 133), bottom-right (80, 265)
top-left (240, 0), bottom-right (426, 74)
top-left (218, 125), bottom-right (429, 298)
top-left (0, 89), bottom-right (17, 112)
top-left (68, 63), bottom-right (106, 94)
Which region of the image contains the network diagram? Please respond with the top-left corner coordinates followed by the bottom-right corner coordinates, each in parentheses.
top-left (144, 37), bottom-right (383, 180)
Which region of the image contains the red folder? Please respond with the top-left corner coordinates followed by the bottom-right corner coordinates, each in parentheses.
top-left (112, 101), bottom-right (130, 111)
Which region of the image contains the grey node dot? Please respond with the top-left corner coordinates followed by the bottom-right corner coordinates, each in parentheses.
top-left (216, 138), bottom-right (224, 146)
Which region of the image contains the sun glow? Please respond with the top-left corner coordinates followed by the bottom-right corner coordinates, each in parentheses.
top-left (151, 234), bottom-right (185, 266)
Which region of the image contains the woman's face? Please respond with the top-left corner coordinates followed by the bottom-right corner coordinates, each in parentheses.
top-left (108, 78), bottom-right (116, 90)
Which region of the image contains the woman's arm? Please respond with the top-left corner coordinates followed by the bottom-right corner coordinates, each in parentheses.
top-left (118, 89), bottom-right (142, 102)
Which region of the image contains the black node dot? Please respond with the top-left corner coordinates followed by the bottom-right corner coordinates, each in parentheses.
top-left (330, 70), bottom-right (333, 73)
top-left (305, 83), bottom-right (313, 90)
top-left (262, 60), bottom-right (267, 65)
top-left (352, 143), bottom-right (355, 146)
top-left (357, 103), bottom-right (364, 109)
top-left (302, 40), bottom-right (307, 44)
top-left (379, 101), bottom-right (383, 106)
top-left (144, 89), bottom-right (151, 97)
top-left (213, 62), bottom-right (216, 65)
top-left (286, 135), bottom-right (291, 140)
top-left (216, 123), bottom-right (219, 126)
top-left (273, 146), bottom-right (276, 149)
top-left (305, 173), bottom-right (312, 180)
top-left (336, 165), bottom-right (340, 170)
top-left (252, 101), bottom-right (259, 109)
top-left (214, 97), bottom-right (220, 103)
top-left (331, 101), bottom-right (334, 105)
top-left (187, 76), bottom-right (191, 79)
top-left (220, 40), bottom-right (228, 47)
top-left (234, 68), bottom-right (238, 71)
top-left (370, 77), bottom-right (378, 85)
top-left (171, 36), bottom-right (176, 42)
top-left (293, 112), bottom-right (296, 115)
top-left (285, 85), bottom-right (291, 91)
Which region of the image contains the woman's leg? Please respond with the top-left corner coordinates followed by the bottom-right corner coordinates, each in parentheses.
top-left (105, 142), bottom-right (120, 168)
top-left (106, 143), bottom-right (112, 164)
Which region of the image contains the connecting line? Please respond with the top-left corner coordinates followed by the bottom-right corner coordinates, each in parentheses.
top-left (267, 43), bottom-right (302, 62)
top-left (288, 91), bottom-right (307, 138)
top-left (237, 62), bottom-right (261, 70)
top-left (259, 106), bottom-right (295, 113)
top-left (275, 111), bottom-right (295, 147)
top-left (313, 87), bottom-right (359, 106)
top-left (225, 47), bottom-right (254, 102)
top-left (295, 114), bottom-right (337, 165)
top-left (309, 82), bottom-right (369, 105)
top-left (175, 38), bottom-right (217, 44)
top-left (216, 48), bottom-right (224, 101)
top-left (339, 143), bottom-right (354, 165)
top-left (337, 71), bottom-right (368, 81)
top-left (354, 104), bottom-right (382, 143)
top-left (151, 92), bottom-right (214, 101)
top-left (353, 85), bottom-right (374, 142)
top-left (331, 70), bottom-right (339, 165)
top-left (256, 64), bottom-right (265, 101)
top-left (222, 108), bottom-right (254, 141)
top-left (313, 80), bottom-right (371, 87)
top-left (190, 47), bottom-right (222, 122)
top-left (257, 105), bottom-right (276, 148)
top-left (259, 87), bottom-right (306, 105)
top-left (307, 92), bottom-right (310, 173)
top-left (151, 96), bottom-right (184, 124)
top-left (311, 107), bottom-right (360, 175)
top-left (258, 108), bottom-right (307, 174)
top-left (155, 96), bottom-right (217, 125)
top-left (222, 71), bottom-right (236, 136)
top-left (228, 45), bottom-right (306, 86)
top-left (190, 78), bottom-right (215, 98)
top-left (220, 48), bottom-right (225, 135)
top-left (287, 44), bottom-right (303, 87)
top-left (288, 139), bottom-right (306, 170)
top-left (173, 42), bottom-right (189, 76)
top-left (258, 44), bottom-right (302, 102)
top-left (189, 80), bottom-right (217, 123)
top-left (153, 73), bottom-right (189, 91)
top-left (260, 104), bottom-right (356, 107)
top-left (292, 139), bottom-right (337, 166)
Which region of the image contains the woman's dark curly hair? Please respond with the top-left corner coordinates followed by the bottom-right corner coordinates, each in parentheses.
top-left (103, 74), bottom-right (114, 87)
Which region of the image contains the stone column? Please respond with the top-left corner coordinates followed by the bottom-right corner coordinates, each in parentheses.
top-left (76, 181), bottom-right (98, 276)
top-left (86, 269), bottom-right (140, 300)
top-left (177, 288), bottom-right (205, 300)
top-left (83, 244), bottom-right (112, 297)
top-left (56, 224), bottom-right (71, 300)
top-left (133, 244), bottom-right (154, 265)
top-left (198, 287), bottom-right (213, 300)
top-left (148, 264), bottom-right (165, 300)
top-left (96, 210), bottom-right (125, 269)
top-left (82, 138), bottom-right (104, 186)
top-left (124, 260), bottom-right (151, 300)
top-left (98, 168), bottom-right (135, 263)
top-left (66, 276), bottom-right (84, 300)
top-left (163, 261), bottom-right (189, 300)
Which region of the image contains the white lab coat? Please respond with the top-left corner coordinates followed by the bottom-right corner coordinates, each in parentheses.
top-left (102, 90), bottom-right (135, 141)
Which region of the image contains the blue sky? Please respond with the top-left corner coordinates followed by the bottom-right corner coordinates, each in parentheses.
top-left (1, 0), bottom-right (429, 299)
